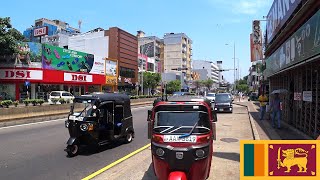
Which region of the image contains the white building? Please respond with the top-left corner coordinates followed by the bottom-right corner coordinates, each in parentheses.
top-left (68, 28), bottom-right (109, 58)
top-left (192, 60), bottom-right (220, 87)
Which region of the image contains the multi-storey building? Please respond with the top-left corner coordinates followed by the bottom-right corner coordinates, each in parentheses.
top-left (23, 18), bottom-right (80, 47)
top-left (163, 33), bottom-right (192, 85)
top-left (192, 60), bottom-right (220, 88)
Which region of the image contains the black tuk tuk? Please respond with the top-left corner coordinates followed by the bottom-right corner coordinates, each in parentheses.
top-left (64, 93), bottom-right (134, 157)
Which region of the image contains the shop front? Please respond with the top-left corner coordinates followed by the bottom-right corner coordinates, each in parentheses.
top-left (265, 8), bottom-right (320, 137)
top-left (0, 68), bottom-right (105, 101)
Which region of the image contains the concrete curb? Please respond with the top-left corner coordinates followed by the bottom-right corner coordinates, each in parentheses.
top-left (233, 102), bottom-right (260, 140)
top-left (0, 102), bottom-right (153, 128)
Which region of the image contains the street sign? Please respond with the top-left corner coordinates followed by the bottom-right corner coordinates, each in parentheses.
top-left (25, 81), bottom-right (30, 87)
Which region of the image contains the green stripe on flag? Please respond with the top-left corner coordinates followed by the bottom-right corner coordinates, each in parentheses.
top-left (244, 144), bottom-right (254, 176)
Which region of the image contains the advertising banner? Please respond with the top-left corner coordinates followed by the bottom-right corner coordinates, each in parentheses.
top-left (252, 20), bottom-right (262, 45)
top-left (266, 0), bottom-right (302, 44)
top-left (0, 42), bottom-right (42, 68)
top-left (265, 9), bottom-right (320, 77)
top-left (106, 76), bottom-right (117, 85)
top-left (90, 56), bottom-right (105, 75)
top-left (42, 44), bottom-right (94, 73)
top-left (250, 33), bottom-right (263, 62)
top-left (105, 59), bottom-right (117, 77)
top-left (64, 72), bottom-right (93, 83)
top-left (294, 92), bottom-right (302, 101)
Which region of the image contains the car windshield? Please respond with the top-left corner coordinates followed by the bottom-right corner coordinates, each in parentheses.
top-left (215, 94), bottom-right (231, 102)
top-left (153, 111), bottom-right (210, 134)
top-left (71, 99), bottom-right (96, 118)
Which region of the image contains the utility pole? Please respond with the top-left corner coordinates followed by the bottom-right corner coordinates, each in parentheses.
top-left (233, 42), bottom-right (236, 93)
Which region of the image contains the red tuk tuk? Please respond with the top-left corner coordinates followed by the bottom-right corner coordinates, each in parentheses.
top-left (147, 95), bottom-right (217, 180)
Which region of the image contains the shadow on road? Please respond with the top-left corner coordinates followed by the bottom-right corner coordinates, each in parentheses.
top-left (142, 163), bottom-right (157, 180)
top-left (213, 152), bottom-right (240, 162)
top-left (66, 140), bottom-right (125, 157)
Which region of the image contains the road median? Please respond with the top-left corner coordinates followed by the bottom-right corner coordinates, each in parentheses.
top-left (0, 98), bottom-right (155, 128)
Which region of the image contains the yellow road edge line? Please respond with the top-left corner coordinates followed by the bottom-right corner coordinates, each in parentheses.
top-left (82, 143), bottom-right (151, 180)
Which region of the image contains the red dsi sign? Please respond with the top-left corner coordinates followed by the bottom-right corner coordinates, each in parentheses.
top-left (0, 69), bottom-right (43, 80)
top-left (33, 26), bottom-right (48, 37)
top-left (64, 72), bottom-right (93, 83)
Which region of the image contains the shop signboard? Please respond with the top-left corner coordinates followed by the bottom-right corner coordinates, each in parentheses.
top-left (105, 59), bottom-right (117, 77)
top-left (63, 72), bottom-right (93, 83)
top-left (250, 33), bottom-right (263, 62)
top-left (303, 91), bottom-right (312, 102)
top-left (42, 44), bottom-right (94, 73)
top-left (265, 9), bottom-right (320, 77)
top-left (294, 92), bottom-right (301, 101)
top-left (266, 0), bottom-right (302, 44)
top-left (33, 26), bottom-right (48, 37)
top-left (105, 76), bottom-right (117, 85)
top-left (0, 42), bottom-right (42, 68)
top-left (0, 69), bottom-right (43, 80)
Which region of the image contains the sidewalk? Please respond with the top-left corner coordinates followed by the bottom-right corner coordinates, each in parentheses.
top-left (91, 104), bottom-right (253, 180)
top-left (234, 98), bottom-right (312, 140)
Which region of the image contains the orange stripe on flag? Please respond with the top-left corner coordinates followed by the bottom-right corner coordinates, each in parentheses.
top-left (254, 144), bottom-right (264, 176)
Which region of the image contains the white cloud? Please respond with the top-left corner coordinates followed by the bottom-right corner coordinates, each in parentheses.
top-left (210, 0), bottom-right (273, 15)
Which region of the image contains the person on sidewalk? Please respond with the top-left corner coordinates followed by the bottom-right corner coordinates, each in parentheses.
top-left (270, 93), bottom-right (281, 129)
top-left (258, 91), bottom-right (268, 120)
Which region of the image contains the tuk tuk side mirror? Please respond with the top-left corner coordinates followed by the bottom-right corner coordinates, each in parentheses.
top-left (212, 122), bottom-right (217, 140)
top-left (211, 110), bottom-right (217, 122)
top-left (147, 110), bottom-right (152, 121)
top-left (70, 105), bottom-right (74, 114)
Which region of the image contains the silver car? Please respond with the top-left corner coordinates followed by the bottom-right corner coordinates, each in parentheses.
top-left (206, 93), bottom-right (216, 102)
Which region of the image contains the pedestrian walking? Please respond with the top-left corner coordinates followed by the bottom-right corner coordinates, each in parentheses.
top-left (270, 93), bottom-right (281, 129)
top-left (238, 92), bottom-right (243, 102)
top-left (258, 91), bottom-right (268, 120)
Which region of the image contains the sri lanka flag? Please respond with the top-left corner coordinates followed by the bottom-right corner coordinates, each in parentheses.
top-left (240, 140), bottom-right (319, 179)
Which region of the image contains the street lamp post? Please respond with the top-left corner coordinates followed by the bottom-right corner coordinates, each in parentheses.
top-left (225, 42), bottom-right (236, 93)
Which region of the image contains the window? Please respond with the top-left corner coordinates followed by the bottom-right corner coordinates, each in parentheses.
top-left (120, 67), bottom-right (135, 78)
top-left (62, 93), bottom-right (71, 96)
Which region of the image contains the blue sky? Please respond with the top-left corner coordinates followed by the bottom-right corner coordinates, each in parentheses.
top-left (2, 0), bottom-right (273, 83)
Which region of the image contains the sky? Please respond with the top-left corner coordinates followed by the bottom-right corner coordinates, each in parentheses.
top-left (1, 0), bottom-right (273, 83)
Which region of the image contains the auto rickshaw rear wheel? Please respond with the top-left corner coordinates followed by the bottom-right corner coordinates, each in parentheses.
top-left (124, 132), bottom-right (133, 143)
top-left (67, 144), bottom-right (79, 157)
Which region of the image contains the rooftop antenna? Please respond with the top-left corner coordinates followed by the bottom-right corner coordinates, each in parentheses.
top-left (78, 20), bottom-right (82, 32)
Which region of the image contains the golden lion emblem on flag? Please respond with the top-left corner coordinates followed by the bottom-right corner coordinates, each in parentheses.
top-left (277, 148), bottom-right (308, 173)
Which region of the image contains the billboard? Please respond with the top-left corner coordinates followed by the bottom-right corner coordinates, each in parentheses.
top-left (33, 26), bottom-right (48, 37)
top-left (0, 42), bottom-right (42, 68)
top-left (250, 33), bottom-right (263, 62)
top-left (90, 56), bottom-right (105, 75)
top-left (252, 20), bottom-right (262, 45)
top-left (42, 44), bottom-right (94, 73)
top-left (266, 0), bottom-right (302, 44)
top-left (265, 9), bottom-right (320, 77)
top-left (105, 59), bottom-right (117, 77)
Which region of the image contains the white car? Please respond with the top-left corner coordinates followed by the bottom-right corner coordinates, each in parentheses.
top-left (205, 93), bottom-right (216, 102)
top-left (48, 91), bottom-right (74, 104)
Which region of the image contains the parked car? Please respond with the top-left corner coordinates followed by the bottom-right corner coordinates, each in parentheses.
top-left (205, 92), bottom-right (216, 102)
top-left (48, 91), bottom-right (74, 104)
top-left (213, 93), bottom-right (233, 113)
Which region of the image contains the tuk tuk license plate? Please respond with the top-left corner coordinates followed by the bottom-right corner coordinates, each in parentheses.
top-left (163, 135), bottom-right (197, 143)
top-left (219, 109), bottom-right (224, 111)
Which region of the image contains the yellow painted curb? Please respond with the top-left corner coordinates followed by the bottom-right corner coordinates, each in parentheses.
top-left (82, 143), bottom-right (151, 180)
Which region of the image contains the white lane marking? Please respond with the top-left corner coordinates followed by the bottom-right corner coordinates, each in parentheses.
top-left (0, 106), bottom-right (152, 130)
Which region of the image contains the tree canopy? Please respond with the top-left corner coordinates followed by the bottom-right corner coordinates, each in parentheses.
top-left (0, 17), bottom-right (26, 56)
top-left (143, 72), bottom-right (161, 89)
top-left (166, 80), bottom-right (181, 93)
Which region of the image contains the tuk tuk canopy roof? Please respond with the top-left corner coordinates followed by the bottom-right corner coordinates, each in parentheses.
top-left (154, 95), bottom-right (212, 107)
top-left (77, 93), bottom-right (130, 103)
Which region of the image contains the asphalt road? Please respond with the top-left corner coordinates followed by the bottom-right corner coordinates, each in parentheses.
top-left (0, 105), bottom-right (152, 180)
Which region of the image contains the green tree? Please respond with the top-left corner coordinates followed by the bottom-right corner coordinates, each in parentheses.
top-left (0, 17), bottom-right (26, 56)
top-left (166, 80), bottom-right (181, 93)
top-left (143, 72), bottom-right (161, 94)
top-left (202, 78), bottom-right (214, 90)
